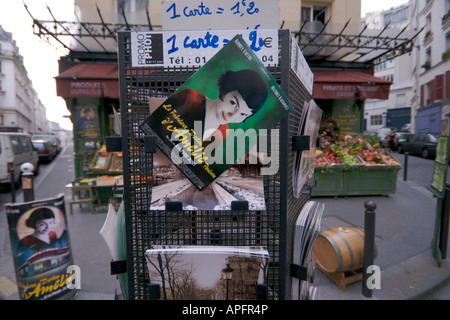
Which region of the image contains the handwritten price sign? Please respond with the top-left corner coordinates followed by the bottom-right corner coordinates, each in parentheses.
top-left (130, 29), bottom-right (278, 67)
top-left (162, 0), bottom-right (279, 30)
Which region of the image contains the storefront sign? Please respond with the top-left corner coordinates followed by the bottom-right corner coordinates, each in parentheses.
top-left (56, 79), bottom-right (119, 98)
top-left (162, 0), bottom-right (279, 31)
top-left (332, 100), bottom-right (362, 134)
top-left (315, 84), bottom-right (389, 100)
top-left (5, 194), bottom-right (75, 300)
top-left (130, 29), bottom-right (278, 67)
top-left (312, 70), bottom-right (391, 100)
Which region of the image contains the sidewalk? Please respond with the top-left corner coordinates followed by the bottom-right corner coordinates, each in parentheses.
top-left (0, 175), bottom-right (449, 300)
top-left (312, 177), bottom-right (450, 300)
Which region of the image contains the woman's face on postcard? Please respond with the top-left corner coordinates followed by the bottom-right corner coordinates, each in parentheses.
top-left (34, 218), bottom-right (55, 234)
top-left (217, 90), bottom-right (253, 125)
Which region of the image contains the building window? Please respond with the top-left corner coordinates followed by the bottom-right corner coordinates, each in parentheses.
top-left (425, 81), bottom-right (432, 105)
top-left (370, 115), bottom-right (383, 126)
top-left (117, 0), bottom-right (148, 14)
top-left (426, 14), bottom-right (432, 33)
top-left (301, 6), bottom-right (312, 23)
top-left (301, 5), bottom-right (328, 25)
top-left (382, 74), bottom-right (394, 82)
top-left (426, 47), bottom-right (431, 63)
top-left (384, 7), bottom-right (408, 26)
top-left (135, 0), bottom-right (147, 10)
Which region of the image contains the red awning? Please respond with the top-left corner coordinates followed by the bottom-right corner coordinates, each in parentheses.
top-left (312, 70), bottom-right (391, 100)
top-left (55, 63), bottom-right (119, 98)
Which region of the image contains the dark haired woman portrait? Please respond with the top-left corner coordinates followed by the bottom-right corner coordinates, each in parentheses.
top-left (158, 69), bottom-right (268, 143)
top-left (19, 207), bottom-right (57, 249)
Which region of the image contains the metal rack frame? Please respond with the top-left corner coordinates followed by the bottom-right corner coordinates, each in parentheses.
top-left (116, 29), bottom-right (311, 300)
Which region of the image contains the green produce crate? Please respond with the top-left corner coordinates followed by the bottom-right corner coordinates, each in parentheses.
top-left (312, 166), bottom-right (344, 196)
top-left (342, 165), bottom-right (400, 196)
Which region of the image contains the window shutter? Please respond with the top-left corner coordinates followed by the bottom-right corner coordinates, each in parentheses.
top-left (420, 84), bottom-right (424, 106)
top-left (436, 74), bottom-right (444, 101)
top-left (446, 71), bottom-right (450, 99)
top-left (431, 78), bottom-right (436, 103)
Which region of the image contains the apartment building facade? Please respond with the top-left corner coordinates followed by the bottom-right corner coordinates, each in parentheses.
top-left (412, 0), bottom-right (450, 135)
top-left (0, 25), bottom-right (50, 134)
top-left (364, 0), bottom-right (450, 135)
top-left (363, 3), bottom-right (414, 133)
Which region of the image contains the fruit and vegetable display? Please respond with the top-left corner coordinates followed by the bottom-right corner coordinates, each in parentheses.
top-left (87, 143), bottom-right (124, 173)
top-left (72, 177), bottom-right (97, 186)
top-left (108, 152), bottom-right (123, 172)
top-left (313, 120), bottom-right (401, 196)
top-left (314, 131), bottom-right (400, 168)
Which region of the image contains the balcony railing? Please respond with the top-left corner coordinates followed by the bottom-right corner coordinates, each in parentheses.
top-left (442, 9), bottom-right (450, 30)
top-left (423, 30), bottom-right (433, 46)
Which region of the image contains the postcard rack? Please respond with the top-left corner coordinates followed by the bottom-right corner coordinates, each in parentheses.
top-left (115, 29), bottom-right (314, 300)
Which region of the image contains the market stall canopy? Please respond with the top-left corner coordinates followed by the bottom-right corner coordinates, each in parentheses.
top-left (26, 3), bottom-right (423, 67)
top-left (55, 63), bottom-right (119, 98)
top-left (312, 70), bottom-right (391, 100)
top-left (295, 21), bottom-right (423, 67)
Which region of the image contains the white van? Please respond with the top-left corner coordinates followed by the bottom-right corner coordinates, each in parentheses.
top-left (0, 132), bottom-right (39, 186)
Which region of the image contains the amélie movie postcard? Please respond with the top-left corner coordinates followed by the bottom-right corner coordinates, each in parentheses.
top-left (140, 34), bottom-right (293, 190)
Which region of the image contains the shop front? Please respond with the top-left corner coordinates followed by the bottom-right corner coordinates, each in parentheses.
top-left (56, 62), bottom-right (122, 205)
top-left (311, 69), bottom-right (401, 196)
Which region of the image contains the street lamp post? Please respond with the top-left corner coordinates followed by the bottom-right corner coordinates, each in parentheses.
top-left (221, 263), bottom-right (233, 300)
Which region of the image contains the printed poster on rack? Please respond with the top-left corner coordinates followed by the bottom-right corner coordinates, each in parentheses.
top-left (5, 194), bottom-right (75, 300)
top-left (148, 98), bottom-right (266, 211)
top-left (145, 245), bottom-right (269, 300)
top-left (140, 34), bottom-right (293, 191)
top-left (429, 136), bottom-right (450, 198)
top-left (74, 105), bottom-right (101, 139)
top-left (293, 100), bottom-right (323, 198)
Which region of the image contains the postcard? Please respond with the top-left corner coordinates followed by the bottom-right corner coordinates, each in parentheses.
top-left (145, 245), bottom-right (269, 300)
top-left (140, 34), bottom-right (293, 190)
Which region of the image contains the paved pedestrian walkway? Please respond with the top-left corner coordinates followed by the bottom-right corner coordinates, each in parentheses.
top-left (0, 175), bottom-right (449, 300)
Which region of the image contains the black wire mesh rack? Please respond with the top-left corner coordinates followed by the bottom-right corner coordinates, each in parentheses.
top-left (117, 29), bottom-right (313, 300)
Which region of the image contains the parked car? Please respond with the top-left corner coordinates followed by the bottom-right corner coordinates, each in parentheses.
top-left (382, 132), bottom-right (412, 150)
top-left (376, 127), bottom-right (399, 141)
top-left (32, 134), bottom-right (61, 153)
top-left (401, 123), bottom-right (411, 132)
top-left (0, 132), bottom-right (39, 187)
top-left (32, 139), bottom-right (57, 162)
top-left (395, 132), bottom-right (412, 146)
top-left (396, 133), bottom-right (438, 159)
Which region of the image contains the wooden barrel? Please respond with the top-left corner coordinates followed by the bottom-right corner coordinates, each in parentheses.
top-left (313, 226), bottom-right (370, 273)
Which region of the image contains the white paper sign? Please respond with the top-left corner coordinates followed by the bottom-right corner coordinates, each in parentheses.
top-left (162, 0), bottom-right (279, 31)
top-left (130, 29), bottom-right (278, 67)
top-left (290, 34), bottom-right (314, 95)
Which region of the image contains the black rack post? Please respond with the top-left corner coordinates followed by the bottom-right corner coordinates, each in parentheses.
top-left (362, 201), bottom-right (377, 298)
